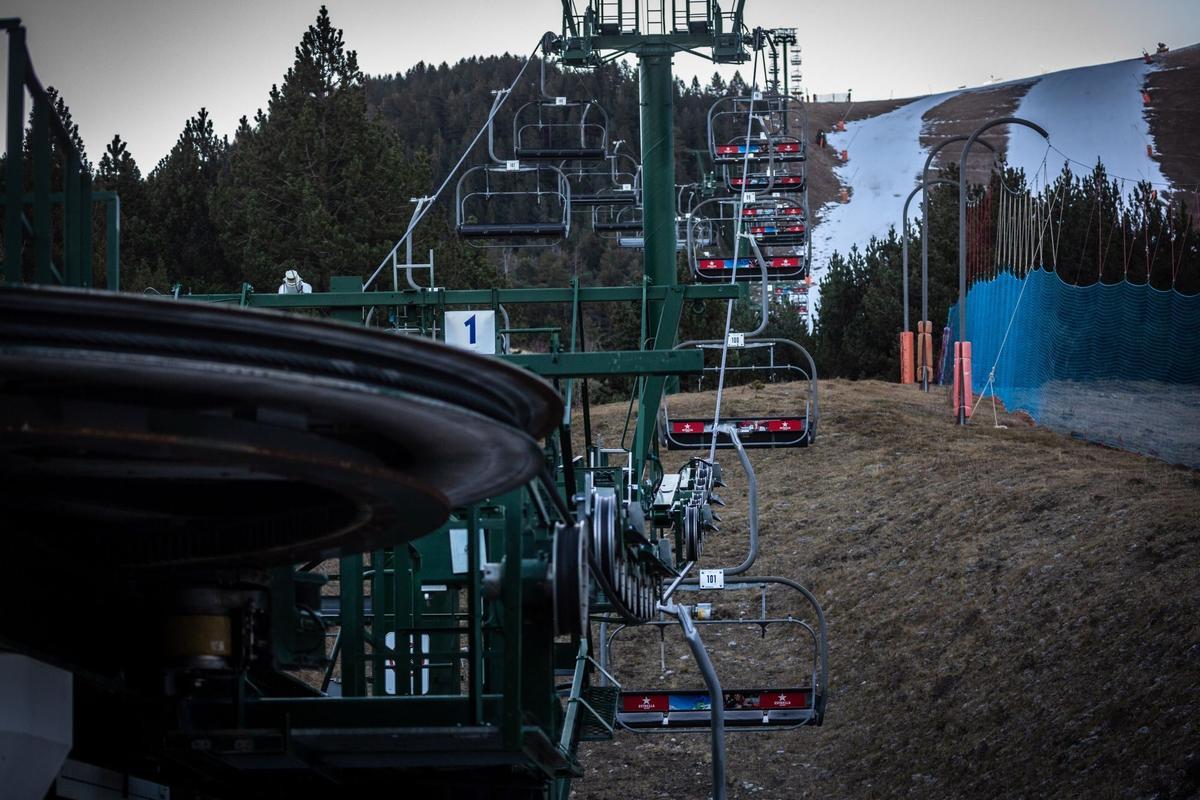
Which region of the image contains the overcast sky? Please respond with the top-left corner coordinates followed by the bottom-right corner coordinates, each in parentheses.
top-left (3, 0), bottom-right (1198, 168)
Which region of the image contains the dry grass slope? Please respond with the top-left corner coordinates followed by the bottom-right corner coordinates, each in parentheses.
top-left (574, 380), bottom-right (1200, 800)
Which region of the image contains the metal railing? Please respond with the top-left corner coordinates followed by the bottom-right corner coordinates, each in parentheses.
top-left (2, 19), bottom-right (118, 291)
top-left (2, 18), bottom-right (119, 289)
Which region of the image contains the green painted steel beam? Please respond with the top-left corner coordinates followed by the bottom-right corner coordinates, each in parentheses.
top-left (640, 49), bottom-right (676, 344)
top-left (64, 151), bottom-right (80, 285)
top-left (106, 194), bottom-right (120, 290)
top-left (31, 100), bottom-right (51, 284)
top-left (502, 348), bottom-right (701, 378)
top-left (633, 285), bottom-right (685, 480)
top-left (501, 492), bottom-right (524, 749)
top-left (559, 34), bottom-right (749, 64)
top-left (229, 694), bottom-right (508, 727)
top-left (3, 24), bottom-right (24, 283)
top-left (329, 275), bottom-right (363, 322)
top-left (176, 283), bottom-right (745, 308)
top-left (340, 553), bottom-right (366, 697)
top-left (77, 169), bottom-right (93, 288)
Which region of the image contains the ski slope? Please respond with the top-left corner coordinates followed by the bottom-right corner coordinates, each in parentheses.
top-left (808, 56), bottom-right (1170, 320)
top-left (1007, 58), bottom-right (1167, 192)
top-left (809, 92), bottom-right (954, 317)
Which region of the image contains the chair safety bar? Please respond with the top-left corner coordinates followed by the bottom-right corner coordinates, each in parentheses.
top-left (512, 95), bottom-right (611, 162)
top-left (695, 255), bottom-right (806, 283)
top-left (618, 686), bottom-right (816, 730)
top-left (667, 414), bottom-right (809, 449)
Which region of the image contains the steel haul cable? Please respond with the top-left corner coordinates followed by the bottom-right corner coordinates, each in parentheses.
top-left (706, 43), bottom-right (765, 463)
top-left (364, 37), bottom-right (544, 290)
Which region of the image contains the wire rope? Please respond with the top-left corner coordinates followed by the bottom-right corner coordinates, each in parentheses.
top-left (364, 38), bottom-right (544, 290)
top-left (705, 43), bottom-right (765, 462)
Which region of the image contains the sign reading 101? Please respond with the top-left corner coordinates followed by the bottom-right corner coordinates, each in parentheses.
top-left (444, 310), bottom-right (497, 355)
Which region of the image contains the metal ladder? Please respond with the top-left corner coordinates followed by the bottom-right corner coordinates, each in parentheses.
top-left (598, 0), bottom-right (637, 33)
top-left (559, 639), bottom-right (621, 751)
top-left (673, 0), bottom-right (711, 33)
top-left (644, 0), bottom-right (666, 34)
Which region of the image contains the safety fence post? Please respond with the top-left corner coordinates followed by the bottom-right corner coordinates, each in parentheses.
top-left (916, 320), bottom-right (933, 390)
top-left (899, 331), bottom-right (914, 384)
top-left (952, 341), bottom-right (973, 423)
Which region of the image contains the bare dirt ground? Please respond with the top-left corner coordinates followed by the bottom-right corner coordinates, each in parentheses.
top-left (573, 379), bottom-right (1200, 800)
top-left (920, 83), bottom-right (1035, 185)
top-left (1146, 44), bottom-right (1200, 203)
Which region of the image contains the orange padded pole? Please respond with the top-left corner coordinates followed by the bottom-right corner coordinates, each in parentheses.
top-left (952, 342), bottom-right (962, 418)
top-left (917, 321), bottom-right (934, 384)
top-left (899, 331), bottom-right (914, 384)
top-left (960, 341), bottom-right (973, 419)
top-left (916, 321), bottom-right (936, 383)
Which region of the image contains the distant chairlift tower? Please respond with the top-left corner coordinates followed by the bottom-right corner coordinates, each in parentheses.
top-left (554, 0), bottom-right (751, 477)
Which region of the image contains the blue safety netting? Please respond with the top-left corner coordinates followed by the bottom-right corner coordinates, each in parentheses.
top-left (944, 268), bottom-right (1200, 468)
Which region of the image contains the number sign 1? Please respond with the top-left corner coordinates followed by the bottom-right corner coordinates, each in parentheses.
top-left (444, 310), bottom-right (497, 354)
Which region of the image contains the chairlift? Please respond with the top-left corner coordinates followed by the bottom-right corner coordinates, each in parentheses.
top-left (687, 197), bottom-right (808, 283)
top-left (566, 150), bottom-right (641, 210)
top-left (455, 162), bottom-right (571, 246)
top-left (708, 94), bottom-right (805, 164)
top-left (663, 338), bottom-right (818, 449)
top-left (512, 57), bottom-right (610, 161)
top-left (602, 576), bottom-right (828, 732)
top-left (739, 199), bottom-right (807, 246)
top-left (592, 203), bottom-right (643, 235)
top-left (725, 170), bottom-right (806, 193)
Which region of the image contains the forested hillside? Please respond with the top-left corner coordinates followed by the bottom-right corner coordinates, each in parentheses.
top-left (10, 5), bottom-right (1194, 389)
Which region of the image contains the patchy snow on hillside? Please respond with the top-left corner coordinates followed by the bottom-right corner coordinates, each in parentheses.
top-left (1007, 58), bottom-right (1167, 192)
top-left (806, 56), bottom-right (1173, 321)
top-left (808, 92), bottom-right (956, 317)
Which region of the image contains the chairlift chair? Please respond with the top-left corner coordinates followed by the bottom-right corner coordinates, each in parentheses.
top-left (624, 212), bottom-right (700, 250)
top-left (603, 576), bottom-right (828, 732)
top-left (592, 203), bottom-right (644, 236)
top-left (713, 135), bottom-right (805, 164)
top-left (455, 163), bottom-right (571, 246)
top-left (687, 197), bottom-right (808, 283)
top-left (511, 66), bottom-right (611, 161)
top-left (564, 150), bottom-right (641, 209)
top-left (664, 338), bottom-right (818, 449)
top-left (624, 212), bottom-right (705, 250)
top-left (725, 166), bottom-right (806, 194)
top-left (739, 199), bottom-right (807, 246)
top-left (707, 94), bottom-right (805, 164)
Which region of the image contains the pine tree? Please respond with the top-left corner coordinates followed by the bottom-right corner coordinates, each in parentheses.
top-left (727, 71), bottom-right (747, 96)
top-left (22, 86), bottom-right (91, 176)
top-left (95, 135), bottom-right (162, 290)
top-left (145, 108), bottom-right (233, 290)
top-left (212, 5), bottom-right (488, 293)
